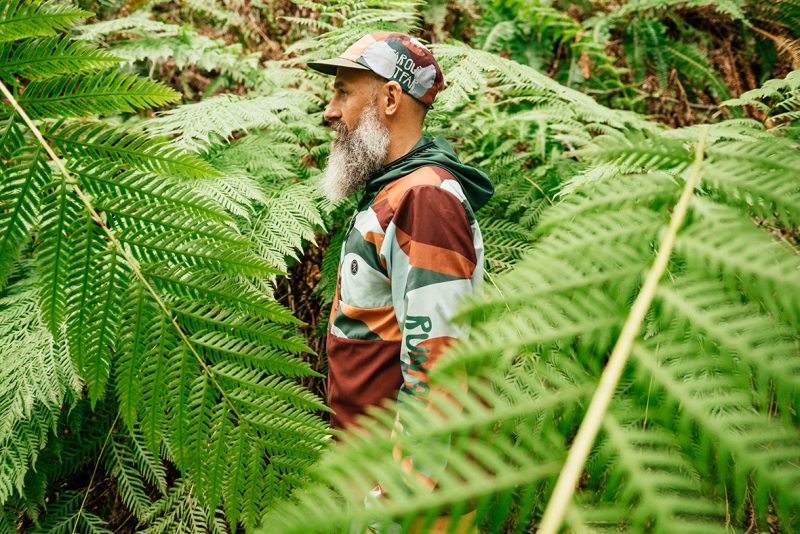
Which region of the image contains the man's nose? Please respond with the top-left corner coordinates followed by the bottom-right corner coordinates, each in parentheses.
top-left (323, 103), bottom-right (341, 124)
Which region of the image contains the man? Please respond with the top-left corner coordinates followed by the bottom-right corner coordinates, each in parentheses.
top-left (310, 30), bottom-right (491, 533)
top-left (310, 32), bottom-right (492, 492)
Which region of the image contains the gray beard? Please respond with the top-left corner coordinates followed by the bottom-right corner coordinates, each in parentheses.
top-left (322, 102), bottom-right (390, 203)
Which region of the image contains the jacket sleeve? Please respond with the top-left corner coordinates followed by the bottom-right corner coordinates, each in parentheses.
top-left (384, 183), bottom-right (479, 489)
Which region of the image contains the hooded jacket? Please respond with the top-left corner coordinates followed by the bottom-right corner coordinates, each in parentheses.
top-left (326, 135), bottom-right (493, 432)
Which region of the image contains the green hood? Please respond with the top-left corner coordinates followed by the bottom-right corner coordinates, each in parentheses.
top-left (358, 136), bottom-right (494, 212)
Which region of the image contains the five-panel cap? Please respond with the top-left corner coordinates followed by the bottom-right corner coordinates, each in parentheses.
top-left (307, 32), bottom-right (445, 107)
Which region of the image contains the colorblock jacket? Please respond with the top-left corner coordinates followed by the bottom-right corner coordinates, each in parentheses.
top-left (326, 136), bottom-right (493, 431)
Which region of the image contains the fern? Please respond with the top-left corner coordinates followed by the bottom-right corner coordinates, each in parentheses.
top-left (144, 92), bottom-right (316, 153)
top-left (724, 69), bottom-right (800, 121)
top-left (0, 0), bottom-right (91, 44)
top-left (76, 12), bottom-right (264, 88)
top-left (138, 478), bottom-right (227, 534)
top-left (262, 104), bottom-right (800, 532)
top-left (0, 36), bottom-right (120, 81)
top-left (1, 3), bottom-right (330, 532)
top-left (30, 491), bottom-right (111, 534)
top-left (0, 265), bottom-right (80, 505)
top-left (16, 70), bottom-right (180, 118)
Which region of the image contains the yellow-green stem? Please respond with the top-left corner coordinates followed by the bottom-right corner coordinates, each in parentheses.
top-left (537, 125), bottom-right (709, 534)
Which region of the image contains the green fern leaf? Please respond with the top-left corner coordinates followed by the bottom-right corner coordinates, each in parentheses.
top-left (30, 491), bottom-right (111, 534)
top-left (655, 274), bottom-right (800, 414)
top-left (145, 93), bottom-right (314, 153)
top-left (137, 314), bottom-right (177, 454)
top-left (0, 112), bottom-right (24, 160)
top-left (105, 436), bottom-right (153, 519)
top-left (191, 330), bottom-right (320, 378)
top-left (138, 478), bottom-right (226, 534)
top-left (0, 36), bottom-right (120, 81)
top-left (586, 411), bottom-right (728, 533)
top-left (0, 267), bottom-right (80, 505)
top-left (0, 0), bottom-right (91, 44)
top-left (146, 264), bottom-right (301, 324)
top-left (631, 330), bottom-right (800, 527)
top-left (165, 345), bottom-right (199, 472)
top-left (678, 200), bottom-right (800, 327)
top-left (17, 70), bottom-right (180, 119)
top-left (36, 177), bottom-right (81, 334)
top-left (0, 144), bottom-right (49, 290)
top-left (115, 281), bottom-right (156, 432)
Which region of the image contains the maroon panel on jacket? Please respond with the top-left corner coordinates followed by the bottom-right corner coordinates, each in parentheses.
top-left (392, 185), bottom-right (477, 264)
top-left (326, 334), bottom-right (404, 430)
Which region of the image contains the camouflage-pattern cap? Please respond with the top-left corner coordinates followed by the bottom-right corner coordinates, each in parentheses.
top-left (307, 32), bottom-right (445, 108)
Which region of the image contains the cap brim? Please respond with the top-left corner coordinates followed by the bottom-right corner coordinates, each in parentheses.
top-left (306, 57), bottom-right (371, 75)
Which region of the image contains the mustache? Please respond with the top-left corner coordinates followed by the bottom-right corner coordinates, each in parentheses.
top-left (329, 119), bottom-right (349, 138)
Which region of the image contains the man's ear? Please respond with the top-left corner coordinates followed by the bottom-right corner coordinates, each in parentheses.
top-left (382, 81), bottom-right (403, 117)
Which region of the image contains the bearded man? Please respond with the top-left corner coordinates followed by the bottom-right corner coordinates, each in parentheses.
top-left (310, 31), bottom-right (493, 446)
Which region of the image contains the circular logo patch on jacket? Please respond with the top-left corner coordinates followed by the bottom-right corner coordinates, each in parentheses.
top-left (350, 259), bottom-right (358, 275)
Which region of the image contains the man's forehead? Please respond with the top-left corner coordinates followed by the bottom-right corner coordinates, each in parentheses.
top-left (333, 68), bottom-right (378, 87)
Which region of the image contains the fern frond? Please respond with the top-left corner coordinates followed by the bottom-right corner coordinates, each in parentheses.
top-left (69, 230), bottom-right (129, 405)
top-left (115, 280), bottom-right (156, 431)
top-left (0, 0), bottom-right (91, 44)
top-left (136, 313), bottom-right (178, 453)
top-left (0, 111), bottom-right (24, 160)
top-left (191, 330), bottom-right (320, 378)
top-left (703, 139), bottom-right (800, 226)
top-left (0, 268), bottom-right (80, 505)
top-left (248, 182), bottom-right (325, 271)
top-left (31, 491), bottom-right (111, 534)
top-left (72, 162), bottom-right (228, 220)
top-left (535, 172), bottom-right (678, 234)
top-left (145, 264), bottom-right (301, 324)
top-left (222, 424), bottom-right (264, 530)
top-left (213, 361), bottom-right (327, 412)
top-left (128, 426), bottom-right (167, 494)
top-left (0, 36), bottom-right (120, 81)
top-left (585, 411), bottom-right (728, 533)
top-left (17, 70), bottom-right (180, 119)
top-left (479, 216), bottom-right (534, 274)
top-left (262, 361), bottom-right (592, 533)
top-left (0, 144), bottom-right (49, 289)
top-left (723, 70), bottom-right (800, 112)
top-left (73, 9), bottom-right (176, 42)
top-left (46, 122), bottom-right (219, 178)
top-left (170, 300), bottom-right (310, 355)
top-left (677, 200), bottom-right (800, 328)
top-left (105, 435), bottom-right (154, 519)
top-left (144, 93), bottom-right (315, 153)
top-left (35, 177), bottom-right (81, 334)
top-left (138, 478), bottom-right (227, 534)
top-left (655, 274), bottom-right (800, 414)
top-left (630, 331), bottom-right (800, 526)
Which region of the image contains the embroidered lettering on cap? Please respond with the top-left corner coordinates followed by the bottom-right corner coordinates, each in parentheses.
top-left (350, 259), bottom-right (358, 275)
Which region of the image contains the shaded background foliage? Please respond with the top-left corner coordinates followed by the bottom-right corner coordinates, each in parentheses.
top-left (0, 0), bottom-right (798, 532)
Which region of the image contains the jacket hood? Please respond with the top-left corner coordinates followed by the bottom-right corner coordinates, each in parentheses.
top-left (359, 136), bottom-right (494, 212)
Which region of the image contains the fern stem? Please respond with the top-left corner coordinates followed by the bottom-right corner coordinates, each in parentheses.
top-left (537, 125), bottom-right (709, 534)
top-left (0, 78), bottom-right (245, 437)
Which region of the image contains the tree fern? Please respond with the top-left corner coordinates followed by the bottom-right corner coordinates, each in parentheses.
top-left (1, 3), bottom-right (330, 531)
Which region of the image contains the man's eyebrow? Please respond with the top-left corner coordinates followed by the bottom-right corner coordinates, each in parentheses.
top-left (333, 80), bottom-right (346, 89)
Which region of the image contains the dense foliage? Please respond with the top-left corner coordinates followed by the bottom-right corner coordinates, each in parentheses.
top-left (0, 0), bottom-right (798, 533)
